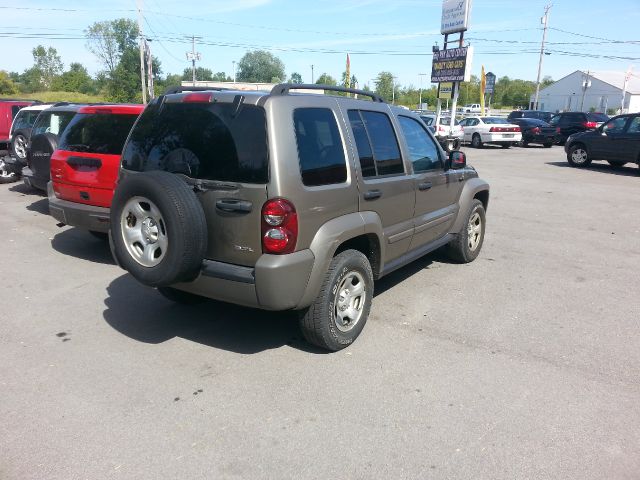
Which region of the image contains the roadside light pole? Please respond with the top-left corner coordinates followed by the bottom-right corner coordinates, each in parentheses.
top-left (533, 4), bottom-right (551, 111)
top-left (311, 65), bottom-right (314, 84)
top-left (136, 0), bottom-right (147, 104)
top-left (392, 76), bottom-right (398, 104)
top-left (232, 61), bottom-right (236, 83)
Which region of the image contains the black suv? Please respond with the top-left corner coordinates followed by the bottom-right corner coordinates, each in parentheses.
top-left (565, 114), bottom-right (640, 169)
top-left (507, 110), bottom-right (554, 123)
top-left (549, 111), bottom-right (609, 145)
top-left (22, 103), bottom-right (81, 191)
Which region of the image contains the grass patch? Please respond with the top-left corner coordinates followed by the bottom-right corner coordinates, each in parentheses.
top-left (0, 91), bottom-right (107, 103)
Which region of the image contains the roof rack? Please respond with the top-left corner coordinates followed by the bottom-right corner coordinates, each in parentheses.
top-left (162, 85), bottom-right (229, 95)
top-left (270, 83), bottom-right (385, 103)
top-left (0, 98), bottom-right (42, 104)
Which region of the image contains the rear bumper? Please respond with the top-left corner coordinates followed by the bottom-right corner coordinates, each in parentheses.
top-left (171, 249), bottom-right (316, 311)
top-left (523, 133), bottom-right (555, 144)
top-left (483, 133), bottom-right (522, 144)
top-left (48, 182), bottom-right (111, 233)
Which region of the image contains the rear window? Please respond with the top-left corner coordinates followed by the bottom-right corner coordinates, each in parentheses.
top-left (481, 117), bottom-right (509, 124)
top-left (587, 112), bottom-right (609, 122)
top-left (121, 102), bottom-right (268, 183)
top-left (518, 118), bottom-right (549, 126)
top-left (293, 108), bottom-right (347, 187)
top-left (59, 113), bottom-right (138, 155)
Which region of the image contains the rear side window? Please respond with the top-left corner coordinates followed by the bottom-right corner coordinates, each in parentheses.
top-left (348, 110), bottom-right (403, 177)
top-left (121, 102), bottom-right (268, 183)
top-left (32, 111), bottom-right (76, 136)
top-left (59, 113), bottom-right (139, 155)
top-left (293, 108), bottom-right (347, 186)
top-left (11, 110), bottom-right (41, 132)
top-left (587, 112), bottom-right (609, 123)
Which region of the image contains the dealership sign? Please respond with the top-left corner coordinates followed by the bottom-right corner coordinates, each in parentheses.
top-left (485, 72), bottom-right (496, 94)
top-left (438, 82), bottom-right (453, 100)
top-left (431, 46), bottom-right (473, 83)
top-left (441, 0), bottom-right (472, 34)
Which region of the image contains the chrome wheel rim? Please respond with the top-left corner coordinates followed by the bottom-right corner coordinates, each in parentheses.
top-left (14, 135), bottom-right (27, 159)
top-left (120, 196), bottom-right (168, 267)
top-left (467, 211), bottom-right (482, 252)
top-left (334, 271), bottom-right (366, 333)
top-left (571, 148), bottom-right (588, 164)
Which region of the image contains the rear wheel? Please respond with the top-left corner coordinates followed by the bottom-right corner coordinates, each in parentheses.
top-left (567, 144), bottom-right (591, 167)
top-left (471, 133), bottom-right (483, 149)
top-left (299, 250), bottom-right (373, 351)
top-left (10, 133), bottom-right (27, 160)
top-left (501, 143), bottom-right (511, 149)
top-left (543, 142), bottom-right (553, 148)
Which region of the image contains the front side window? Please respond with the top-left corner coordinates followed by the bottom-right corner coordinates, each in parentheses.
top-left (293, 108), bottom-right (347, 186)
top-left (59, 113), bottom-right (139, 155)
top-left (398, 116), bottom-right (442, 172)
top-left (32, 112), bottom-right (75, 136)
top-left (348, 110), bottom-right (404, 177)
top-left (121, 101), bottom-right (268, 183)
top-left (603, 117), bottom-right (628, 134)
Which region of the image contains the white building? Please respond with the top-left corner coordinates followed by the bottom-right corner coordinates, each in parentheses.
top-left (531, 70), bottom-right (640, 114)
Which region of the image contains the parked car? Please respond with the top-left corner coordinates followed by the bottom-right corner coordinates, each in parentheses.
top-left (0, 99), bottom-right (38, 154)
top-left (48, 104), bottom-right (145, 236)
top-left (419, 114), bottom-right (463, 152)
top-left (564, 113), bottom-right (640, 169)
top-left (507, 110), bottom-right (554, 123)
top-left (548, 111), bottom-right (609, 145)
top-left (509, 118), bottom-right (555, 148)
top-left (23, 103), bottom-right (82, 191)
top-left (459, 116), bottom-right (522, 148)
top-left (463, 104), bottom-right (482, 114)
top-left (107, 84), bottom-right (490, 351)
top-left (0, 104), bottom-right (52, 184)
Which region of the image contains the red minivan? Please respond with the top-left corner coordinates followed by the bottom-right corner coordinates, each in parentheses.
top-left (48, 104), bottom-right (144, 235)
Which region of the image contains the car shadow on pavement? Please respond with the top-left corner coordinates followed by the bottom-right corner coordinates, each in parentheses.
top-left (103, 273), bottom-right (325, 355)
top-left (8, 182), bottom-right (45, 196)
top-left (546, 161), bottom-right (640, 177)
top-left (374, 249), bottom-right (449, 297)
top-left (51, 228), bottom-right (115, 265)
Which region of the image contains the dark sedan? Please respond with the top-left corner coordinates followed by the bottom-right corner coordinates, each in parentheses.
top-left (510, 118), bottom-right (555, 147)
top-left (564, 113), bottom-right (640, 168)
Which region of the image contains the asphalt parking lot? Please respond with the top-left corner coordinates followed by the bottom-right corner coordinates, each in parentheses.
top-left (1, 145), bottom-right (639, 480)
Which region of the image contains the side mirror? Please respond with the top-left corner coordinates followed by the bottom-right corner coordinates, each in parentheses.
top-left (447, 150), bottom-right (466, 170)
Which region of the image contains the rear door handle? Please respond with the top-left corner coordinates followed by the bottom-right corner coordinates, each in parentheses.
top-left (418, 181), bottom-right (432, 191)
top-left (215, 198), bottom-right (252, 213)
top-left (363, 189), bottom-right (382, 200)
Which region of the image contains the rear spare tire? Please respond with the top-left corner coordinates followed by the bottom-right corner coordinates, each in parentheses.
top-left (110, 171), bottom-right (207, 287)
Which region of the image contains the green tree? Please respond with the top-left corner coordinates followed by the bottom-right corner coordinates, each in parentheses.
top-left (289, 72), bottom-right (303, 84)
top-left (374, 71), bottom-right (394, 102)
top-left (182, 67), bottom-right (214, 81)
top-left (51, 63), bottom-right (94, 94)
top-left (211, 72), bottom-right (231, 81)
top-left (85, 19), bottom-right (139, 77)
top-left (315, 73), bottom-right (337, 86)
top-left (0, 70), bottom-right (18, 95)
top-left (30, 45), bottom-right (63, 90)
top-left (237, 50), bottom-right (285, 83)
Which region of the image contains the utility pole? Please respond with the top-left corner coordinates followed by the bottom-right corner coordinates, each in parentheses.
top-left (580, 70), bottom-right (591, 111)
top-left (136, 0), bottom-right (147, 104)
top-left (186, 36), bottom-right (201, 87)
top-left (232, 60), bottom-right (236, 83)
top-left (533, 4), bottom-right (551, 111)
top-left (621, 66), bottom-right (633, 113)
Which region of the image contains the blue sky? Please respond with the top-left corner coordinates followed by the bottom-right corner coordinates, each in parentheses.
top-left (2, 0), bottom-right (640, 89)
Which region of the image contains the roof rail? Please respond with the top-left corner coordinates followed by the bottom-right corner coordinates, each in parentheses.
top-left (0, 98), bottom-right (42, 103)
top-left (270, 83), bottom-right (385, 103)
top-left (162, 85), bottom-right (229, 95)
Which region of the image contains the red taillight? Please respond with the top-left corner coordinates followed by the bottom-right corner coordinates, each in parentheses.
top-left (489, 127), bottom-right (498, 132)
top-left (261, 198), bottom-right (298, 254)
top-left (582, 121), bottom-right (597, 129)
top-left (183, 92), bottom-right (212, 103)
top-left (556, 127), bottom-right (562, 133)
top-left (532, 127), bottom-right (541, 134)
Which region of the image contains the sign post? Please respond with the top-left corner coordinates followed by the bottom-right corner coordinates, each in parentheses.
top-left (433, 0), bottom-right (473, 133)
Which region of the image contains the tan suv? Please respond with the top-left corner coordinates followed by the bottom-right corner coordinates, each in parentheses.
top-left (109, 84), bottom-right (490, 351)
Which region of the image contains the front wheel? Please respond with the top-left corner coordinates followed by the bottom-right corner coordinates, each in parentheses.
top-left (567, 144), bottom-right (591, 167)
top-left (299, 250), bottom-right (373, 351)
top-left (447, 199), bottom-right (486, 263)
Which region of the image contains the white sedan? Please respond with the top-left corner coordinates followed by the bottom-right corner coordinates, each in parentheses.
top-left (459, 116), bottom-right (522, 149)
